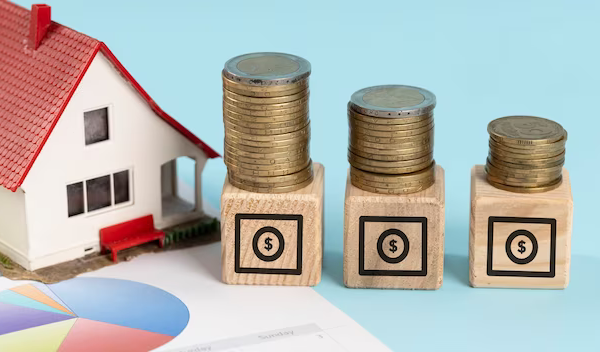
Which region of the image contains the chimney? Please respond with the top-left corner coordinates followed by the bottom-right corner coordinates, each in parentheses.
top-left (29, 4), bottom-right (51, 50)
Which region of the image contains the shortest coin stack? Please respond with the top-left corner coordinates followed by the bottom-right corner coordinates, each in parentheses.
top-left (486, 116), bottom-right (567, 193)
top-left (348, 85), bottom-right (436, 194)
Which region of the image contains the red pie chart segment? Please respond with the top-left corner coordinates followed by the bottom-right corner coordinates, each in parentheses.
top-left (58, 318), bottom-right (174, 352)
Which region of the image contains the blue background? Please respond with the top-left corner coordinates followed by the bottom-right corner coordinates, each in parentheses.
top-left (12, 0), bottom-right (600, 350)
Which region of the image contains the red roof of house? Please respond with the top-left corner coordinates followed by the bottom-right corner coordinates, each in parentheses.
top-left (0, 1), bottom-right (219, 192)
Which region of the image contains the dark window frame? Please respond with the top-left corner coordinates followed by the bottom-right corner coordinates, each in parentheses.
top-left (66, 168), bottom-right (132, 217)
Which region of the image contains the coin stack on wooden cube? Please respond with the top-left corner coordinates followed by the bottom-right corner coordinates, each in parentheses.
top-left (348, 85), bottom-right (436, 194)
top-left (470, 115), bottom-right (572, 289)
top-left (220, 52), bottom-right (324, 286)
top-left (485, 116), bottom-right (567, 193)
top-left (222, 52), bottom-right (313, 193)
top-left (344, 85), bottom-right (445, 290)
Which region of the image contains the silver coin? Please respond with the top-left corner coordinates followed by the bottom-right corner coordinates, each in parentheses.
top-left (223, 52), bottom-right (311, 86)
top-left (349, 85), bottom-right (436, 118)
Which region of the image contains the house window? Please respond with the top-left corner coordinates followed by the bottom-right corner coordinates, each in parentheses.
top-left (113, 170), bottom-right (130, 204)
top-left (86, 175), bottom-right (111, 211)
top-left (66, 169), bottom-right (132, 217)
top-left (66, 182), bottom-right (84, 217)
top-left (84, 107), bottom-right (109, 145)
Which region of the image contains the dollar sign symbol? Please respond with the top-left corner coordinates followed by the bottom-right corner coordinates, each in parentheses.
top-left (389, 239), bottom-right (398, 253)
top-left (518, 240), bottom-right (526, 254)
top-left (264, 237), bottom-right (273, 251)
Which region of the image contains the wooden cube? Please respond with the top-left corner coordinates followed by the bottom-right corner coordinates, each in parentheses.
top-left (469, 165), bottom-right (573, 289)
top-left (221, 163), bottom-right (323, 286)
top-left (343, 165), bottom-right (445, 290)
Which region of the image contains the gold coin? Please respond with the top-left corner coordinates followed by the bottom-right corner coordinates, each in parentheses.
top-left (229, 175), bottom-right (312, 189)
top-left (350, 158), bottom-right (432, 175)
top-left (350, 177), bottom-right (434, 194)
top-left (225, 150), bottom-right (308, 165)
top-left (348, 151), bottom-right (432, 168)
top-left (224, 154), bottom-right (309, 171)
top-left (486, 175), bottom-right (563, 193)
top-left (225, 159), bottom-right (310, 176)
top-left (224, 143), bottom-right (308, 159)
top-left (228, 174), bottom-right (314, 193)
top-left (486, 174), bottom-right (560, 188)
top-left (224, 108), bottom-right (308, 123)
top-left (223, 95), bottom-right (308, 111)
top-left (485, 166), bottom-right (561, 183)
top-left (349, 146), bottom-right (431, 161)
top-left (224, 114), bottom-right (308, 129)
top-left (349, 136), bottom-right (433, 150)
top-left (487, 116), bottom-right (566, 146)
top-left (222, 75), bottom-right (308, 93)
top-left (488, 150), bottom-right (565, 166)
top-left (224, 84), bottom-right (308, 98)
top-left (489, 145), bottom-right (564, 160)
top-left (348, 106), bottom-right (432, 125)
top-left (488, 136), bottom-right (566, 154)
top-left (223, 88), bottom-right (309, 104)
top-left (228, 168), bottom-right (312, 187)
top-left (348, 139), bottom-right (434, 155)
top-left (349, 116), bottom-right (433, 132)
top-left (224, 138), bottom-right (308, 153)
top-left (224, 101), bottom-right (308, 117)
top-left (224, 149), bottom-right (308, 165)
top-left (487, 156), bottom-right (564, 172)
top-left (225, 122), bottom-right (309, 142)
top-left (485, 162), bottom-right (562, 179)
top-left (349, 162), bottom-right (435, 183)
top-left (350, 127), bottom-right (433, 144)
top-left (229, 164), bottom-right (313, 184)
top-left (224, 119), bottom-right (307, 135)
top-left (350, 172), bottom-right (435, 189)
top-left (349, 121), bottom-right (433, 138)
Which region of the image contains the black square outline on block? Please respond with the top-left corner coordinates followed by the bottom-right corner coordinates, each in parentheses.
top-left (235, 213), bottom-right (303, 275)
top-left (359, 216), bottom-right (428, 276)
top-left (487, 216), bottom-right (556, 278)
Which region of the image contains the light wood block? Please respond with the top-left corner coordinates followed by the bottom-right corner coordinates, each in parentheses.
top-left (469, 165), bottom-right (573, 289)
top-left (343, 165), bottom-right (445, 290)
top-left (221, 163), bottom-right (323, 286)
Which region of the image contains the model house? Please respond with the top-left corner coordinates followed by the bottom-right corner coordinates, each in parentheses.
top-left (0, 2), bottom-right (219, 270)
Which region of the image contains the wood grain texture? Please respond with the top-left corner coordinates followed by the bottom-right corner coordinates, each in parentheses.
top-left (344, 165), bottom-right (445, 290)
top-left (221, 163), bottom-right (323, 286)
top-left (469, 165), bottom-right (573, 289)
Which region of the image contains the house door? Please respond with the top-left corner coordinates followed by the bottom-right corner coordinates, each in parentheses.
top-left (160, 157), bottom-right (196, 219)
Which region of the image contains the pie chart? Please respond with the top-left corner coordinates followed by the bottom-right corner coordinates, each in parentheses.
top-left (0, 277), bottom-right (189, 352)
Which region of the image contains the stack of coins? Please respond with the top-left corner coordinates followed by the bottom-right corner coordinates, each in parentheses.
top-left (222, 52), bottom-right (313, 193)
top-left (485, 116), bottom-right (567, 193)
top-left (348, 85), bottom-right (437, 194)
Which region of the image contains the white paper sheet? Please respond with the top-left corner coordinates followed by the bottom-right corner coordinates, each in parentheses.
top-left (0, 243), bottom-right (388, 351)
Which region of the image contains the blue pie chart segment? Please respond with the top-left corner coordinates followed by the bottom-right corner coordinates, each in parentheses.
top-left (48, 277), bottom-right (189, 336)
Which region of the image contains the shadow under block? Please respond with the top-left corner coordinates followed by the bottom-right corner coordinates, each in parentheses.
top-left (221, 163), bottom-right (324, 286)
top-left (469, 165), bottom-right (573, 289)
top-left (343, 165), bottom-right (445, 290)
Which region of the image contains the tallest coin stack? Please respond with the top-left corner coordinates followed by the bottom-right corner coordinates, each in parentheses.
top-left (222, 53), bottom-right (313, 193)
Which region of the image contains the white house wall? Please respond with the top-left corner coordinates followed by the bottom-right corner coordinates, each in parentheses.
top-left (0, 187), bottom-right (29, 268)
top-left (21, 52), bottom-right (208, 270)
